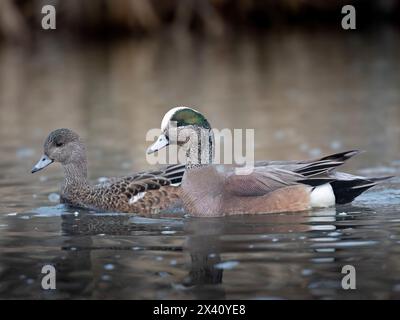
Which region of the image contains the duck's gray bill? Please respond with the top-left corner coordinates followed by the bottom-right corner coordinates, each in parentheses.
top-left (147, 134), bottom-right (169, 154)
top-left (31, 154), bottom-right (53, 173)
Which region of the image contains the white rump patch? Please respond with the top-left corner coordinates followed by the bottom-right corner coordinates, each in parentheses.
top-left (310, 183), bottom-right (335, 208)
top-left (129, 192), bottom-right (146, 205)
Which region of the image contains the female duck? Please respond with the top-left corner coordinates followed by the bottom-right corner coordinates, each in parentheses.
top-left (32, 128), bottom-right (185, 214)
top-left (147, 107), bottom-right (391, 217)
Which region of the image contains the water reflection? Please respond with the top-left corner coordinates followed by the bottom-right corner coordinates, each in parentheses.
top-left (18, 205), bottom-right (377, 299)
top-left (1, 195), bottom-right (400, 299)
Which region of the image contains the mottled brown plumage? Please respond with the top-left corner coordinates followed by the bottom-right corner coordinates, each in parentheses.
top-left (60, 170), bottom-right (182, 214)
top-left (32, 129), bottom-right (185, 214)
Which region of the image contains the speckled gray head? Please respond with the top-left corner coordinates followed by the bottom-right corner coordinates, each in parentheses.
top-left (147, 106), bottom-right (211, 154)
top-left (31, 128), bottom-right (84, 173)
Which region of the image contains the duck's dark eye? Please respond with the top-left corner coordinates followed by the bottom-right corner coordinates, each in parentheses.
top-left (55, 142), bottom-right (64, 147)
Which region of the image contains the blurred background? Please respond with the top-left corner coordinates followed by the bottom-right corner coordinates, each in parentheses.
top-left (1, 0), bottom-right (400, 40)
top-left (0, 0), bottom-right (399, 181)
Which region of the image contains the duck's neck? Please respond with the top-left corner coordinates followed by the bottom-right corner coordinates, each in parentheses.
top-left (62, 147), bottom-right (90, 191)
top-left (185, 128), bottom-right (214, 170)
top-left (63, 161), bottom-right (88, 186)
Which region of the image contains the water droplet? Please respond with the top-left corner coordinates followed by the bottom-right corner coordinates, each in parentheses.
top-left (171, 283), bottom-right (187, 291)
top-left (311, 225), bottom-right (336, 231)
top-left (215, 261), bottom-right (239, 270)
top-left (330, 140), bottom-right (342, 150)
top-left (101, 274), bottom-right (112, 281)
top-left (312, 257), bottom-right (335, 263)
top-left (104, 264), bottom-right (115, 271)
top-left (161, 230), bottom-right (176, 235)
top-left (309, 148), bottom-right (322, 157)
top-left (301, 269), bottom-right (313, 276)
top-left (48, 193), bottom-right (60, 203)
top-left (98, 177), bottom-right (109, 183)
top-left (158, 271), bottom-right (170, 278)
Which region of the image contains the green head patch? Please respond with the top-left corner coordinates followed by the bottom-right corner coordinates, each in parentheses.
top-left (170, 108), bottom-right (211, 129)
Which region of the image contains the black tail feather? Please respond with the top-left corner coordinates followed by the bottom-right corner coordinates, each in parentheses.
top-left (330, 176), bottom-right (392, 204)
top-left (296, 161), bottom-right (344, 176)
top-left (331, 180), bottom-right (373, 204)
top-left (318, 150), bottom-right (361, 162)
top-left (368, 176), bottom-right (395, 183)
top-left (295, 150), bottom-right (361, 177)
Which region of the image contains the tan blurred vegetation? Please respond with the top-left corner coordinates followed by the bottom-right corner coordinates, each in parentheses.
top-left (0, 0), bottom-right (399, 43)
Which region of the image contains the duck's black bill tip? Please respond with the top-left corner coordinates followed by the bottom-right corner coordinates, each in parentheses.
top-left (31, 167), bottom-right (40, 174)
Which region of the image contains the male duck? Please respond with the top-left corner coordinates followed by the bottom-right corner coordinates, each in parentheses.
top-left (147, 106), bottom-right (392, 217)
top-left (32, 129), bottom-right (185, 214)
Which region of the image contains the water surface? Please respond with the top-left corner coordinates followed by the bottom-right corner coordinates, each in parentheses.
top-left (0, 28), bottom-right (400, 299)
